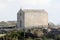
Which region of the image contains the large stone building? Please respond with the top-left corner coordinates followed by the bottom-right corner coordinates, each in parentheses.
top-left (17, 9), bottom-right (48, 29)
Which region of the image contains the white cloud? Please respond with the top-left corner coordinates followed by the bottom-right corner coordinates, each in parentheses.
top-left (7, 0), bottom-right (15, 2)
top-left (0, 4), bottom-right (6, 9)
top-left (0, 0), bottom-right (51, 9)
top-left (19, 0), bottom-right (51, 9)
top-left (0, 0), bottom-right (7, 9)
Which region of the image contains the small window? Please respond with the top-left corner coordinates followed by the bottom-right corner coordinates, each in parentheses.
top-left (20, 13), bottom-right (22, 16)
top-left (20, 20), bottom-right (22, 27)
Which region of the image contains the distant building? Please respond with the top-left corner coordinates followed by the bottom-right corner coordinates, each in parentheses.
top-left (17, 9), bottom-right (48, 29)
top-left (0, 21), bottom-right (16, 27)
top-left (0, 21), bottom-right (16, 31)
top-left (7, 21), bottom-right (16, 27)
top-left (0, 21), bottom-right (9, 27)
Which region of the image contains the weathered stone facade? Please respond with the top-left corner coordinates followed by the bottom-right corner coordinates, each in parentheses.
top-left (17, 9), bottom-right (48, 29)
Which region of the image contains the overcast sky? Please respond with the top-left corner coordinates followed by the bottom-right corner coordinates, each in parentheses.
top-left (0, 0), bottom-right (60, 25)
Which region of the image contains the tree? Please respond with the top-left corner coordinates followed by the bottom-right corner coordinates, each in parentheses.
top-left (48, 22), bottom-right (55, 28)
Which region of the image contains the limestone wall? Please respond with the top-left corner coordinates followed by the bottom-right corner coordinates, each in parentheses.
top-left (24, 9), bottom-right (48, 28)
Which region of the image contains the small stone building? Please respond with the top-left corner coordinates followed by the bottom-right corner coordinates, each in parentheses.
top-left (17, 9), bottom-right (48, 29)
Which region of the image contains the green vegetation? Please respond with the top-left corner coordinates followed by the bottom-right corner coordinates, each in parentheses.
top-left (0, 26), bottom-right (60, 40)
top-left (0, 30), bottom-right (23, 40)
